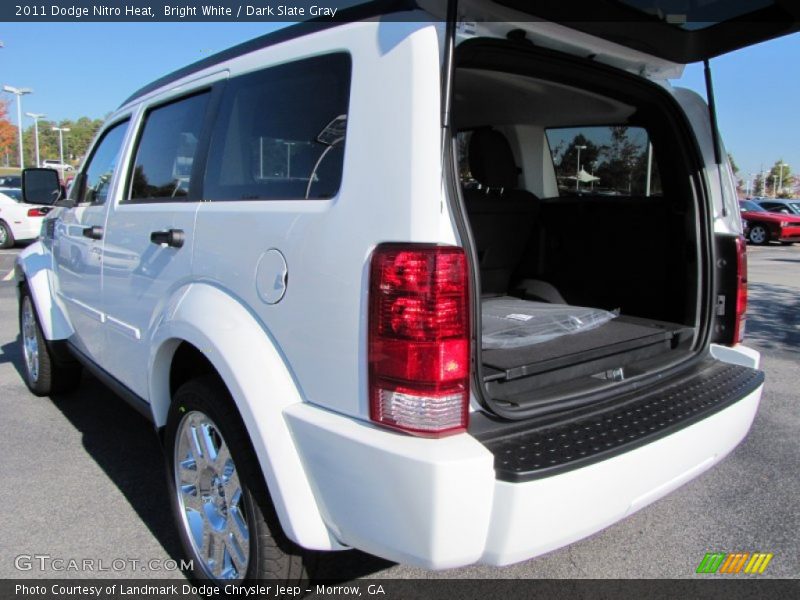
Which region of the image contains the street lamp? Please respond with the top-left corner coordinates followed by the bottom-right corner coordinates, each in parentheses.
top-left (52, 126), bottom-right (71, 169)
top-left (777, 161), bottom-right (786, 197)
top-left (575, 145), bottom-right (587, 192)
top-left (26, 112), bottom-right (46, 167)
top-left (3, 84), bottom-right (33, 169)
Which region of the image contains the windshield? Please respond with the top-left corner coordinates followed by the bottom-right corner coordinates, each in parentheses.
top-left (740, 200), bottom-right (766, 212)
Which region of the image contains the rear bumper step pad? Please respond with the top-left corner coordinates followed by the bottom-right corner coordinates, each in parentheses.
top-left (476, 361), bottom-right (764, 482)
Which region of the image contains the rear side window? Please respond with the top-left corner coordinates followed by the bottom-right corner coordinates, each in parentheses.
top-left (127, 92), bottom-right (210, 202)
top-left (545, 126), bottom-right (662, 197)
top-left (72, 120), bottom-right (129, 205)
top-left (204, 53), bottom-right (351, 201)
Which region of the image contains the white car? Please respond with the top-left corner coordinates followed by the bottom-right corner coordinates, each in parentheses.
top-left (41, 160), bottom-right (74, 172)
top-left (0, 189), bottom-right (50, 248)
top-left (15, 0), bottom-right (791, 585)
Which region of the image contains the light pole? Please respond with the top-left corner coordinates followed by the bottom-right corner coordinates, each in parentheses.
top-left (575, 145), bottom-right (587, 192)
top-left (3, 85), bottom-right (33, 169)
top-left (26, 112), bottom-right (45, 167)
top-left (777, 161), bottom-right (786, 197)
top-left (52, 126), bottom-right (71, 169)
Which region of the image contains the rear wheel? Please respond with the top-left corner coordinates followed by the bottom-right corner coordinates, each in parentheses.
top-left (0, 221), bottom-right (14, 249)
top-left (18, 287), bottom-right (82, 396)
top-left (748, 224), bottom-right (769, 245)
top-left (166, 376), bottom-right (311, 583)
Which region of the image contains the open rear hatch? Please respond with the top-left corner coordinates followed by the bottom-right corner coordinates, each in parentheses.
top-left (433, 0), bottom-right (800, 66)
top-left (438, 0), bottom-right (789, 421)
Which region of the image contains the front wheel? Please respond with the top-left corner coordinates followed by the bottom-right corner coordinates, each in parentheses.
top-left (166, 376), bottom-right (311, 583)
top-left (748, 224), bottom-right (769, 245)
top-left (19, 287), bottom-right (82, 396)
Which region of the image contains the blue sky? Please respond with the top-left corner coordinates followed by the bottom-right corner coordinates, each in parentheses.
top-left (1, 22), bottom-right (798, 178)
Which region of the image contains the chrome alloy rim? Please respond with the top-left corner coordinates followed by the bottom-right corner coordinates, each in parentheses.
top-left (0, 225), bottom-right (7, 245)
top-left (21, 297), bottom-right (40, 383)
top-left (174, 411), bottom-right (250, 580)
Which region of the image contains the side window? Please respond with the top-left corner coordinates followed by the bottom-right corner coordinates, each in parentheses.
top-left (545, 126), bottom-right (662, 197)
top-left (71, 120), bottom-right (129, 205)
top-left (128, 92), bottom-right (210, 202)
top-left (204, 53), bottom-right (351, 201)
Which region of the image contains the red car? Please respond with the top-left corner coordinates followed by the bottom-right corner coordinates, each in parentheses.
top-left (739, 200), bottom-right (800, 245)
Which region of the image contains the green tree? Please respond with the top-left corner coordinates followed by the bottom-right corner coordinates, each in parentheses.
top-left (767, 160), bottom-right (794, 198)
top-left (727, 152), bottom-right (744, 196)
top-left (556, 134), bottom-right (601, 191)
top-left (23, 115), bottom-right (104, 167)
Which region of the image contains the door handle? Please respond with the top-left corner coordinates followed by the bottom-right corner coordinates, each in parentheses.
top-left (82, 225), bottom-right (104, 240)
top-left (150, 229), bottom-right (185, 248)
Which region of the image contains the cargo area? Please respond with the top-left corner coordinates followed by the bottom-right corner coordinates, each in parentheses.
top-left (453, 41), bottom-right (706, 415)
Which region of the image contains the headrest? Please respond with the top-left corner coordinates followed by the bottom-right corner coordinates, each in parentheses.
top-left (468, 129), bottom-right (519, 190)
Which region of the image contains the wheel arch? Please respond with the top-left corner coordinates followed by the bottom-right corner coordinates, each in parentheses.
top-left (14, 240), bottom-right (74, 340)
top-left (149, 282), bottom-right (341, 552)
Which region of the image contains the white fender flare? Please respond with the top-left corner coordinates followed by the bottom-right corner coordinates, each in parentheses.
top-left (14, 241), bottom-right (74, 340)
top-left (148, 282), bottom-right (342, 552)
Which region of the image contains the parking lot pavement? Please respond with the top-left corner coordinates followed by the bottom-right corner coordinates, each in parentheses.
top-left (0, 244), bottom-right (798, 580)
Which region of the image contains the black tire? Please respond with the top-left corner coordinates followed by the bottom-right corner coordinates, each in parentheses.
top-left (18, 286), bottom-right (82, 396)
top-left (165, 375), bottom-right (312, 584)
top-left (0, 220), bottom-right (14, 249)
top-left (747, 224), bottom-right (770, 245)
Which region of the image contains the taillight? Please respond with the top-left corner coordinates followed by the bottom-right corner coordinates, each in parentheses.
top-left (369, 244), bottom-right (470, 437)
top-left (27, 207), bottom-right (50, 217)
top-left (732, 236), bottom-right (747, 344)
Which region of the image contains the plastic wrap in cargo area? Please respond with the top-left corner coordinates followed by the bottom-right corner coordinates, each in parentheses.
top-left (482, 297), bottom-right (619, 350)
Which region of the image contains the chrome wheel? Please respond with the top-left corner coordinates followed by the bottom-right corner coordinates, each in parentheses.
top-left (21, 296), bottom-right (40, 384)
top-left (174, 411), bottom-right (250, 580)
top-left (0, 224), bottom-right (7, 246)
top-left (749, 225), bottom-right (768, 245)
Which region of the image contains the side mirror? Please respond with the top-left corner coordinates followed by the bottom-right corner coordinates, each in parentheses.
top-left (22, 168), bottom-right (63, 206)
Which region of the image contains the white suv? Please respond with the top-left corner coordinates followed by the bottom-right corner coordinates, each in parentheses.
top-left (16, 0), bottom-right (793, 584)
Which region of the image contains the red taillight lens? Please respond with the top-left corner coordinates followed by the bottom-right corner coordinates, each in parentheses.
top-left (733, 236), bottom-right (748, 344)
top-left (369, 244), bottom-right (470, 436)
top-left (27, 207), bottom-right (49, 217)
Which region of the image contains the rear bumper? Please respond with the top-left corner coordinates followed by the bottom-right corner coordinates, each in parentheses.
top-left (283, 346), bottom-right (762, 569)
top-left (481, 381), bottom-right (761, 565)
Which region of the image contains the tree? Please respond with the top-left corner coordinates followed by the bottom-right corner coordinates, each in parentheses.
top-left (727, 152), bottom-right (744, 196)
top-left (594, 126), bottom-right (642, 194)
top-left (0, 100), bottom-right (18, 166)
top-left (22, 115), bottom-right (104, 167)
top-left (752, 173), bottom-right (766, 197)
top-left (555, 134), bottom-right (601, 191)
top-left (767, 160), bottom-right (794, 199)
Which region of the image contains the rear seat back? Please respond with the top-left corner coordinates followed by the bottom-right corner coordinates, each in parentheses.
top-left (462, 128), bottom-right (539, 296)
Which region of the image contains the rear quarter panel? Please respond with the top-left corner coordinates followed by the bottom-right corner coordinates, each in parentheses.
top-left (192, 21), bottom-right (453, 420)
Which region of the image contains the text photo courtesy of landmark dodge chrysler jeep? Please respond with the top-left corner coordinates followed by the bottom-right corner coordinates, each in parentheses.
top-left (15, 0), bottom-right (797, 585)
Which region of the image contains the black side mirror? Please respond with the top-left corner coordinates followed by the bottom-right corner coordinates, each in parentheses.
top-left (22, 168), bottom-right (63, 206)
